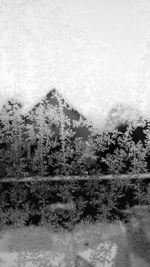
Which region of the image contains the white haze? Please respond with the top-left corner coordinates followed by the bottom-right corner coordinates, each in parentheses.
top-left (0, 0), bottom-right (150, 128)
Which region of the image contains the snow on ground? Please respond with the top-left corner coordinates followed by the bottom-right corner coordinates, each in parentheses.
top-left (0, 222), bottom-right (122, 267)
top-left (0, 244), bottom-right (118, 267)
top-left (0, 217), bottom-right (150, 267)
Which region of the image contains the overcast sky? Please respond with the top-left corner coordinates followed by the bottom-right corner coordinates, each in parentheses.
top-left (0, 0), bottom-right (150, 128)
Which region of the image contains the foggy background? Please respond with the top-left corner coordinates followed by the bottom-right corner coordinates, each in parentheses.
top-left (0, 0), bottom-right (150, 128)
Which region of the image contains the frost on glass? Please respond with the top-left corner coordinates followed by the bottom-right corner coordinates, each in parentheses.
top-left (0, 95), bottom-right (150, 266)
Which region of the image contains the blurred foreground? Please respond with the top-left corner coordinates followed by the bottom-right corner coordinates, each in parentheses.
top-left (0, 206), bottom-right (150, 267)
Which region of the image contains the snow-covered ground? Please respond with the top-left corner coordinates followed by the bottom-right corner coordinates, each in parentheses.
top-left (0, 222), bottom-right (122, 267)
top-left (0, 217), bottom-right (150, 267)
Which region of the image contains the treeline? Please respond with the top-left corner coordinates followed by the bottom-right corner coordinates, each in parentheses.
top-left (0, 97), bottom-right (150, 179)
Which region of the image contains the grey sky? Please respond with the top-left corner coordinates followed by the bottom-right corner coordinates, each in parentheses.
top-left (0, 0), bottom-right (150, 128)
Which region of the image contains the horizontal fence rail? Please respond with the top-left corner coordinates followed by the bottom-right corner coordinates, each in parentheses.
top-left (0, 173), bottom-right (150, 183)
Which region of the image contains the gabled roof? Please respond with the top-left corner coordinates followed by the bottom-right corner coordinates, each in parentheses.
top-left (25, 88), bottom-right (91, 139)
top-left (29, 88), bottom-right (86, 121)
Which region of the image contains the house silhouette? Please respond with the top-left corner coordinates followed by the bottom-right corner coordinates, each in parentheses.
top-left (0, 90), bottom-right (94, 177)
top-left (22, 89), bottom-right (94, 175)
top-left (24, 88), bottom-right (90, 140)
